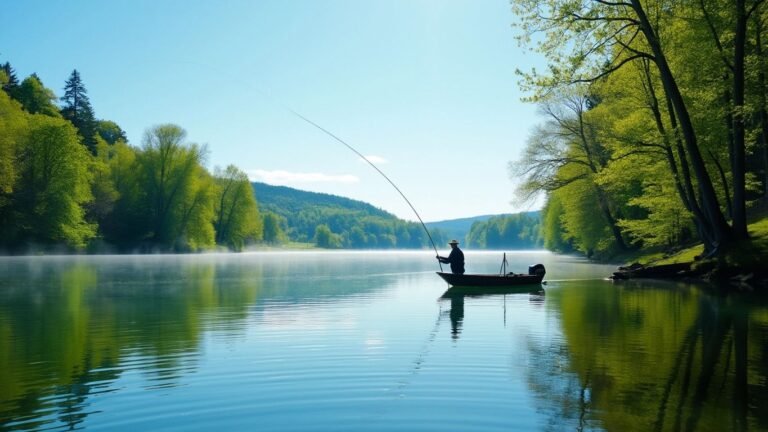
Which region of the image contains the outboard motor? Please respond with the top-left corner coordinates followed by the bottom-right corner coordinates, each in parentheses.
top-left (528, 263), bottom-right (546, 277)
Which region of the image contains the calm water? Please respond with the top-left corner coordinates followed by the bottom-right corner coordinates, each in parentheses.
top-left (1, 251), bottom-right (767, 431)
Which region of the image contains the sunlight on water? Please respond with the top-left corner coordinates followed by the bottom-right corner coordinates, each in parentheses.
top-left (1, 252), bottom-right (766, 431)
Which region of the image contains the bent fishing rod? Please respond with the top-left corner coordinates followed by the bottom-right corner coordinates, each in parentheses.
top-left (285, 108), bottom-right (443, 271)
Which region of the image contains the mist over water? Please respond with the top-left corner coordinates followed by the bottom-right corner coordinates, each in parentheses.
top-left (1, 252), bottom-right (765, 431)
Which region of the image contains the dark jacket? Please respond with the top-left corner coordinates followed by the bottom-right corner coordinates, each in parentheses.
top-left (438, 247), bottom-right (465, 274)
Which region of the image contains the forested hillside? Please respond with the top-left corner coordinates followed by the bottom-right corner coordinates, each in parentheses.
top-left (465, 213), bottom-right (543, 249)
top-left (426, 215), bottom-right (497, 242)
top-left (253, 182), bottom-right (447, 248)
top-left (427, 212), bottom-right (543, 249)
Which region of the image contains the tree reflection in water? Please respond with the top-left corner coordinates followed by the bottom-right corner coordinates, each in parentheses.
top-left (0, 258), bottom-right (264, 431)
top-left (525, 280), bottom-right (768, 432)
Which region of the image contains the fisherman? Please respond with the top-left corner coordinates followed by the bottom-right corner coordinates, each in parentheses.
top-left (437, 239), bottom-right (465, 274)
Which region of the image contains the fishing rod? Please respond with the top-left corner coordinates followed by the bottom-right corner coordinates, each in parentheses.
top-left (285, 108), bottom-right (443, 271)
top-left (162, 60), bottom-right (442, 267)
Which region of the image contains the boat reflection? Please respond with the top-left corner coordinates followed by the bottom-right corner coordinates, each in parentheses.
top-left (440, 285), bottom-right (545, 340)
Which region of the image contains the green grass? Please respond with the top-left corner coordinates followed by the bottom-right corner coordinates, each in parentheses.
top-left (631, 218), bottom-right (768, 268)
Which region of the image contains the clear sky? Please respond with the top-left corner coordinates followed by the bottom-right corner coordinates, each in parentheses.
top-left (1, 0), bottom-right (544, 222)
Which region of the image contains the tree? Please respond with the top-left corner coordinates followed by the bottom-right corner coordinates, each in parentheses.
top-left (95, 120), bottom-right (127, 145)
top-left (511, 88), bottom-right (630, 251)
top-left (60, 70), bottom-right (97, 153)
top-left (314, 224), bottom-right (341, 248)
top-left (262, 211), bottom-right (287, 244)
top-left (213, 165), bottom-right (262, 251)
top-left (86, 137), bottom-right (120, 232)
top-left (0, 85), bottom-right (28, 241)
top-left (540, 194), bottom-right (573, 252)
top-left (134, 124), bottom-right (214, 251)
top-left (14, 74), bottom-right (60, 117)
top-left (1, 62), bottom-right (19, 97)
top-left (98, 140), bottom-right (143, 245)
top-left (12, 116), bottom-right (96, 248)
top-left (510, 0), bottom-right (767, 254)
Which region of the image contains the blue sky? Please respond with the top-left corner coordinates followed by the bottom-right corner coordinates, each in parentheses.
top-left (1, 1), bottom-right (544, 222)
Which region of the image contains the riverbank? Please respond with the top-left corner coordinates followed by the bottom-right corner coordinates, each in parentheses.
top-left (613, 218), bottom-right (768, 290)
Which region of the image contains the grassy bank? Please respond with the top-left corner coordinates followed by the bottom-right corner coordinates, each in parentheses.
top-left (615, 218), bottom-right (768, 285)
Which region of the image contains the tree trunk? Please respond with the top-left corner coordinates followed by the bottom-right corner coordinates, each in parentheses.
top-left (643, 63), bottom-right (707, 244)
top-left (755, 13), bottom-right (768, 205)
top-left (731, 0), bottom-right (749, 238)
top-left (595, 185), bottom-right (628, 250)
top-left (631, 0), bottom-right (732, 251)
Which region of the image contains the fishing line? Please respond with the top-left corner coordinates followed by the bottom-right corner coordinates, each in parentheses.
top-left (283, 107), bottom-right (443, 271)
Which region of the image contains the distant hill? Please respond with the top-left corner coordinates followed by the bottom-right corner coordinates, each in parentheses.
top-left (425, 215), bottom-right (501, 243)
top-left (251, 182), bottom-right (440, 247)
top-left (426, 211), bottom-right (541, 247)
top-left (251, 182), bottom-right (540, 249)
top-left (253, 182), bottom-right (393, 218)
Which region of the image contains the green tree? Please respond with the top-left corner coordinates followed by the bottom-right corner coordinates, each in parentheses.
top-left (13, 116), bottom-right (96, 248)
top-left (135, 124), bottom-right (214, 250)
top-left (95, 120), bottom-right (127, 145)
top-left (136, 124), bottom-right (214, 250)
top-left (213, 165), bottom-right (262, 251)
top-left (511, 89), bottom-right (630, 252)
top-left (60, 70), bottom-right (97, 153)
top-left (87, 137), bottom-right (121, 234)
top-left (14, 74), bottom-right (60, 117)
top-left (510, 0), bottom-right (768, 255)
top-left (98, 140), bottom-right (143, 245)
top-left (174, 167), bottom-right (215, 251)
top-left (314, 224), bottom-right (342, 248)
top-left (1, 61), bottom-right (20, 97)
top-left (0, 85), bottom-right (28, 241)
top-left (540, 194), bottom-right (573, 252)
top-left (262, 211), bottom-right (287, 244)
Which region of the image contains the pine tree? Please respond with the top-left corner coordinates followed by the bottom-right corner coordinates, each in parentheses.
top-left (1, 62), bottom-right (20, 96)
top-left (60, 69), bottom-right (97, 153)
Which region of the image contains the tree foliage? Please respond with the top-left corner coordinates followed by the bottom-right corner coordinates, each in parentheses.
top-left (15, 74), bottom-right (61, 117)
top-left (0, 62), bottom-right (290, 253)
top-left (510, 0), bottom-right (768, 257)
top-left (255, 181), bottom-right (444, 249)
top-left (60, 70), bottom-right (97, 153)
top-left (262, 211), bottom-right (288, 244)
top-left (133, 124), bottom-right (214, 250)
top-left (465, 213), bottom-right (542, 249)
top-left (13, 116), bottom-right (96, 248)
top-left (213, 165), bottom-right (263, 251)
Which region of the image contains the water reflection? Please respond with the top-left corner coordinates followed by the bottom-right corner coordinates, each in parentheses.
top-left (2, 254), bottom-right (768, 432)
top-left (0, 256), bottom-right (265, 431)
top-left (0, 253), bottom-right (432, 431)
top-left (448, 296), bottom-right (464, 339)
top-left (528, 279), bottom-right (768, 432)
top-left (439, 286), bottom-right (545, 341)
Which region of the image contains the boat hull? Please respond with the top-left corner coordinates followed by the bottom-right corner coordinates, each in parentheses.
top-left (436, 272), bottom-right (544, 287)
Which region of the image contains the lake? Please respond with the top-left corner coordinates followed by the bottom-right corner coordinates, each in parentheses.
top-left (1, 251), bottom-right (767, 431)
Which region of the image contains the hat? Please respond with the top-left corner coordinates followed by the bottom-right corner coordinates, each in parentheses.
top-left (448, 239), bottom-right (459, 245)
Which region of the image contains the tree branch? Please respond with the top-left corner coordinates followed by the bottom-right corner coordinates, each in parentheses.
top-left (572, 53), bottom-right (654, 83)
top-left (699, 0), bottom-right (734, 71)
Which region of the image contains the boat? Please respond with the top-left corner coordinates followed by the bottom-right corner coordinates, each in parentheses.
top-left (436, 260), bottom-right (546, 288)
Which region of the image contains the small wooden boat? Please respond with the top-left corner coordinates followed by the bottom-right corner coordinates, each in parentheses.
top-left (436, 260), bottom-right (546, 288)
top-left (437, 270), bottom-right (543, 287)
